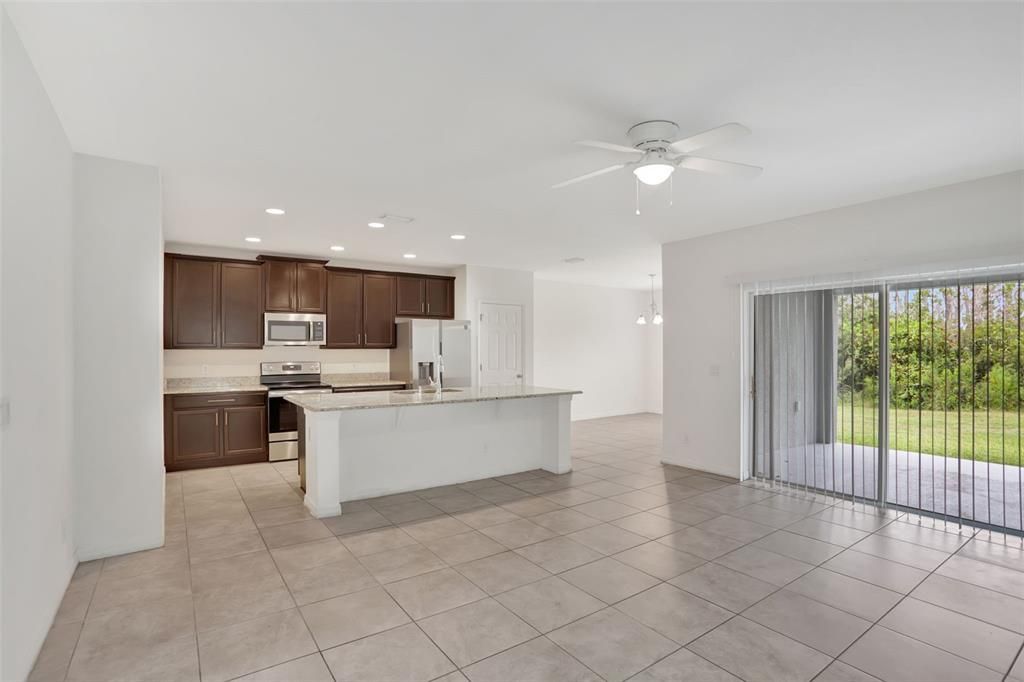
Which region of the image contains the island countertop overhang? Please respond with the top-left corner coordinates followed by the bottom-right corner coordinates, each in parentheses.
top-left (285, 385), bottom-right (581, 412)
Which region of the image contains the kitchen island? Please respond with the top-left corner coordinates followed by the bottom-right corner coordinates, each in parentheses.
top-left (286, 385), bottom-right (580, 518)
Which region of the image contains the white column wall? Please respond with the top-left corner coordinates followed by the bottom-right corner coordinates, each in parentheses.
top-left (662, 171), bottom-right (1024, 479)
top-left (0, 11), bottom-right (76, 680)
top-left (73, 154), bottom-right (164, 559)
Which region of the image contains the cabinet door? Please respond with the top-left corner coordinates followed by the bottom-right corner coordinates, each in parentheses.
top-left (264, 260), bottom-right (296, 312)
top-left (296, 263), bottom-right (326, 313)
top-left (170, 257), bottom-right (219, 348)
top-left (396, 276), bottom-right (425, 316)
top-left (222, 405), bottom-right (267, 460)
top-left (425, 279), bottom-right (453, 318)
top-left (363, 274), bottom-right (397, 348)
top-left (325, 270), bottom-right (363, 348)
top-left (169, 408), bottom-right (221, 469)
top-left (220, 262), bottom-right (263, 348)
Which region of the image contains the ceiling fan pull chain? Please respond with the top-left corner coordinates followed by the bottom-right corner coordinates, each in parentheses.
top-left (669, 174), bottom-right (674, 206)
top-left (635, 177), bottom-right (641, 216)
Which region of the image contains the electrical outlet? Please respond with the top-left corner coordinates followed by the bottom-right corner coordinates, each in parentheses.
top-left (709, 364), bottom-right (721, 377)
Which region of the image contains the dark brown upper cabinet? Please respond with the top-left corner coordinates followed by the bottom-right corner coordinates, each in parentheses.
top-left (263, 259), bottom-right (296, 312)
top-left (167, 256), bottom-right (219, 348)
top-left (166, 253), bottom-right (454, 350)
top-left (396, 275), bottom-right (455, 319)
top-left (296, 262), bottom-right (327, 313)
top-left (324, 269), bottom-right (363, 348)
top-left (166, 255), bottom-right (263, 349)
top-left (258, 256), bottom-right (327, 313)
top-left (396, 276), bottom-right (426, 316)
top-left (362, 274), bottom-right (397, 347)
top-left (323, 270), bottom-right (396, 349)
top-left (425, 278), bottom-right (453, 318)
top-left (219, 262), bottom-right (263, 348)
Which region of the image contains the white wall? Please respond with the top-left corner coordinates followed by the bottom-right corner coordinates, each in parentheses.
top-left (73, 154), bottom-right (165, 560)
top-left (457, 265), bottom-right (535, 387)
top-left (534, 279), bottom-right (660, 420)
top-left (662, 171), bottom-right (1024, 478)
top-left (0, 11), bottom-right (76, 680)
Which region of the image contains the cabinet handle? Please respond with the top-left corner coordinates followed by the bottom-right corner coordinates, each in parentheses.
top-left (225, 412), bottom-right (229, 427)
top-left (427, 302), bottom-right (431, 314)
top-left (215, 412), bottom-right (219, 427)
top-left (206, 398), bottom-right (236, 404)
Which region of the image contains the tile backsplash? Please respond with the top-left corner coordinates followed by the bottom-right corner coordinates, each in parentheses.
top-left (163, 347), bottom-right (389, 379)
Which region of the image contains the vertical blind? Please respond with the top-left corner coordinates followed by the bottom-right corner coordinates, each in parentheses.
top-left (751, 270), bottom-right (1022, 534)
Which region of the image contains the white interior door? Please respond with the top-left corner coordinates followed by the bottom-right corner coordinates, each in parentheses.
top-left (479, 303), bottom-right (523, 386)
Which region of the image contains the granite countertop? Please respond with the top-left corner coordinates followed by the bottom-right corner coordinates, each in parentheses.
top-left (165, 374), bottom-right (406, 395)
top-left (328, 380), bottom-right (407, 389)
top-left (163, 378), bottom-right (267, 395)
top-left (285, 385), bottom-right (581, 412)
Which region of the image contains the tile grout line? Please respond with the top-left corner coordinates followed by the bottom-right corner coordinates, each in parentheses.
top-left (232, 466), bottom-right (341, 682)
top-left (41, 417), bottom-right (1024, 682)
top-left (812, 514), bottom-right (999, 681)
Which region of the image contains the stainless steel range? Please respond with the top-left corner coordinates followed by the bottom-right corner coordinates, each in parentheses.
top-left (261, 361), bottom-right (333, 461)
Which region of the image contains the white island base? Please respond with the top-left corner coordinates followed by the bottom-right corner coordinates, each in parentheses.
top-left (292, 388), bottom-right (578, 518)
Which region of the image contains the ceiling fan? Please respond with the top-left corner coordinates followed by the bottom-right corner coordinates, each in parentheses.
top-left (552, 120), bottom-right (762, 189)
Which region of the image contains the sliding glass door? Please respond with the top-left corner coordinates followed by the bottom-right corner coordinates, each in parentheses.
top-left (751, 273), bottom-right (1022, 533)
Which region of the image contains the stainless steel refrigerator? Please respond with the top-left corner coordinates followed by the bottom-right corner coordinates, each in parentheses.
top-left (390, 319), bottom-right (472, 388)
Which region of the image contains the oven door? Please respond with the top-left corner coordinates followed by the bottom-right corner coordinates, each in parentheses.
top-left (266, 389), bottom-right (332, 461)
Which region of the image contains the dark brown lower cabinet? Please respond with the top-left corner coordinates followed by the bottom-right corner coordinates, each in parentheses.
top-left (164, 392), bottom-right (268, 471)
top-left (222, 405), bottom-right (268, 459)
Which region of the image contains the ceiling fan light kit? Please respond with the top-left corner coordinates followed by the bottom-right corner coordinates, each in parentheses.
top-left (633, 155), bottom-right (676, 186)
top-left (553, 120), bottom-right (762, 199)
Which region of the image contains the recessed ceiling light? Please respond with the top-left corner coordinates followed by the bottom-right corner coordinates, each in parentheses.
top-left (368, 221), bottom-right (385, 229)
top-left (450, 234), bottom-right (466, 240)
top-left (245, 236), bottom-right (262, 243)
top-left (265, 208), bottom-right (285, 215)
top-left (330, 245), bottom-right (345, 252)
top-left (403, 253), bottom-right (417, 259)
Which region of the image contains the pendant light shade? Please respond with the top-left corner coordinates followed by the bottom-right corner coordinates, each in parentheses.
top-left (636, 274), bottom-right (662, 326)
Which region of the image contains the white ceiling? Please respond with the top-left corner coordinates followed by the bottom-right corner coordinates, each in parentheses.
top-left (8, 2), bottom-right (1022, 289)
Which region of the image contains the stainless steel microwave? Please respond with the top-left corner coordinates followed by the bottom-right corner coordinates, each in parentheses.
top-left (264, 313), bottom-right (326, 346)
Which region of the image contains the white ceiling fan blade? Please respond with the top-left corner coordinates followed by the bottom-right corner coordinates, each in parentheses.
top-left (677, 156), bottom-right (763, 177)
top-left (576, 139), bottom-right (643, 155)
top-left (551, 163), bottom-right (627, 189)
top-left (670, 122), bottom-right (750, 154)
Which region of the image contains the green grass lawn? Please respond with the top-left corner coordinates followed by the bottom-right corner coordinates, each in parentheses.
top-left (837, 401), bottom-right (1021, 465)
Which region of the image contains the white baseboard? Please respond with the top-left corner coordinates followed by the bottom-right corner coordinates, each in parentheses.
top-left (76, 530), bottom-right (165, 562)
top-left (660, 457), bottom-right (740, 480)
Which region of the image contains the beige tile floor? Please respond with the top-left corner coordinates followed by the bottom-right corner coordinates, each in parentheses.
top-left (30, 413), bottom-right (1024, 682)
